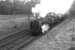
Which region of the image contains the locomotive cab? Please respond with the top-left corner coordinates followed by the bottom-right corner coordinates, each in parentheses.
top-left (30, 20), bottom-right (42, 36)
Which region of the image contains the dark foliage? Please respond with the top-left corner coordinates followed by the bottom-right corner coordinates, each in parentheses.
top-left (0, 0), bottom-right (38, 15)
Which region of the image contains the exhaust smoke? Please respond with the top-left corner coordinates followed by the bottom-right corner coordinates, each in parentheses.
top-left (32, 0), bottom-right (74, 17)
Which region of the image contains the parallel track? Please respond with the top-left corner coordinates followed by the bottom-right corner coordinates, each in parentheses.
top-left (0, 16), bottom-right (70, 50)
top-left (0, 29), bottom-right (34, 50)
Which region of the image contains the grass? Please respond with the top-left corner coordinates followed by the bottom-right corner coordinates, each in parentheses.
top-left (0, 15), bottom-right (31, 39)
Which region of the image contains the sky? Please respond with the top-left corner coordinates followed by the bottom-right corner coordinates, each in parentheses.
top-left (32, 0), bottom-right (74, 17)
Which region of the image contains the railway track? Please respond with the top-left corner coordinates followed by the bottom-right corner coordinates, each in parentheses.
top-left (0, 29), bottom-right (34, 50)
top-left (0, 16), bottom-right (70, 50)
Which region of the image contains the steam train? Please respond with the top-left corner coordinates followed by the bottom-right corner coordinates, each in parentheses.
top-left (0, 0), bottom-right (66, 36)
top-left (30, 14), bottom-right (67, 36)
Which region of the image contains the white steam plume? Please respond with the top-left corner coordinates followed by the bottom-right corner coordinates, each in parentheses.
top-left (32, 0), bottom-right (74, 17)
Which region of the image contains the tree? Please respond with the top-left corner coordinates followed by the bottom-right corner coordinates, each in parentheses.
top-left (69, 1), bottom-right (75, 16)
top-left (0, 0), bottom-right (40, 15)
